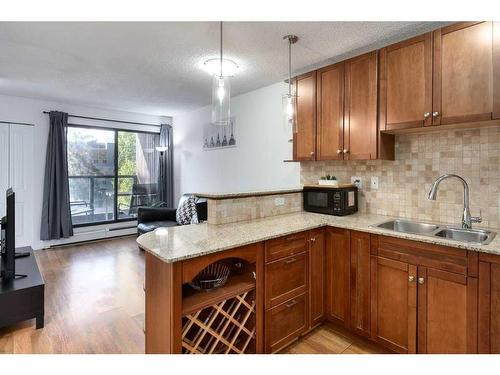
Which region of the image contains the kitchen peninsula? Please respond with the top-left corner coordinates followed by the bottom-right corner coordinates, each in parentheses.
top-left (138, 205), bottom-right (500, 354)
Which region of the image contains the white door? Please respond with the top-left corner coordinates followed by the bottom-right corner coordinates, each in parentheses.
top-left (0, 123), bottom-right (34, 247)
top-left (9, 124), bottom-right (34, 247)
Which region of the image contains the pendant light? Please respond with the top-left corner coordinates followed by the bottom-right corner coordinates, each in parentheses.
top-left (282, 35), bottom-right (298, 131)
top-left (212, 22), bottom-right (230, 126)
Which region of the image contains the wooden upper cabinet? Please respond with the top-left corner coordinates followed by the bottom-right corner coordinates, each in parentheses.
top-left (433, 22), bottom-right (494, 125)
top-left (293, 71), bottom-right (316, 161)
top-left (370, 256), bottom-right (417, 354)
top-left (316, 63), bottom-right (344, 160)
top-left (417, 267), bottom-right (477, 354)
top-left (494, 22), bottom-right (500, 119)
top-left (379, 33), bottom-right (433, 131)
top-left (344, 51), bottom-right (378, 160)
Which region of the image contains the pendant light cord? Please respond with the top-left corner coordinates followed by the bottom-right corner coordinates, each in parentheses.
top-left (220, 21), bottom-right (223, 78)
top-left (288, 37), bottom-right (292, 96)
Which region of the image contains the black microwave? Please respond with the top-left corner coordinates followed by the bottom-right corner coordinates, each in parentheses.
top-left (303, 185), bottom-right (358, 216)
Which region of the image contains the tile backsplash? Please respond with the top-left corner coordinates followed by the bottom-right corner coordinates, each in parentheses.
top-left (301, 127), bottom-right (500, 228)
top-left (207, 193), bottom-right (303, 225)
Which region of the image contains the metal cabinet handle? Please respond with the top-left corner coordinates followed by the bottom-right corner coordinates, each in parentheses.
top-left (310, 237), bottom-right (316, 243)
top-left (343, 149), bottom-right (349, 154)
top-left (284, 257), bottom-right (297, 264)
top-left (418, 277), bottom-right (425, 284)
top-left (408, 275), bottom-right (415, 283)
top-left (424, 112), bottom-right (430, 118)
top-left (285, 300), bottom-right (298, 308)
top-left (337, 149), bottom-right (342, 154)
top-left (310, 151), bottom-right (315, 156)
top-left (432, 111), bottom-right (440, 118)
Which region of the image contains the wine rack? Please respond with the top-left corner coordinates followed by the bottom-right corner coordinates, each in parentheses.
top-left (181, 271), bottom-right (256, 354)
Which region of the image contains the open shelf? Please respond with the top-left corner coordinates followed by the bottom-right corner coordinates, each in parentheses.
top-left (182, 272), bottom-right (255, 316)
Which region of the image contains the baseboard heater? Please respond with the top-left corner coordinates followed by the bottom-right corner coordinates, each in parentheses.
top-left (109, 225), bottom-right (137, 231)
top-left (48, 233), bottom-right (136, 248)
top-left (46, 225), bottom-right (137, 248)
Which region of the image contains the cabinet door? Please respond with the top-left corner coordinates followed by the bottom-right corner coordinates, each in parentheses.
top-left (433, 22), bottom-right (494, 125)
top-left (344, 51), bottom-right (377, 160)
top-left (309, 228), bottom-right (325, 327)
top-left (370, 256), bottom-right (417, 353)
top-left (478, 259), bottom-right (500, 353)
top-left (265, 293), bottom-right (308, 353)
top-left (265, 252), bottom-right (308, 309)
top-left (494, 22), bottom-right (500, 119)
top-left (325, 227), bottom-right (350, 326)
top-left (379, 33), bottom-right (432, 130)
top-left (417, 267), bottom-right (478, 353)
top-left (316, 63), bottom-right (344, 160)
top-left (294, 71), bottom-right (316, 161)
top-left (349, 231), bottom-right (371, 337)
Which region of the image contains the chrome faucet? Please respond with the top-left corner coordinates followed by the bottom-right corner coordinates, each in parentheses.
top-left (427, 174), bottom-right (482, 229)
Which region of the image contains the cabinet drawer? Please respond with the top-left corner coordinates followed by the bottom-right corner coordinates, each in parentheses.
top-left (265, 293), bottom-right (308, 353)
top-left (265, 231), bottom-right (309, 262)
top-left (265, 251), bottom-right (308, 309)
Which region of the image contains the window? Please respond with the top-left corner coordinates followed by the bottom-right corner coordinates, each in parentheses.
top-left (67, 126), bottom-right (160, 226)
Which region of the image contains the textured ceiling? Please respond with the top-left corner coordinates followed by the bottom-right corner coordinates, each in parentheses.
top-left (0, 22), bottom-right (449, 117)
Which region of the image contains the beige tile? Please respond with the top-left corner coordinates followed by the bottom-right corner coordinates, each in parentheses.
top-left (300, 127), bottom-right (500, 229)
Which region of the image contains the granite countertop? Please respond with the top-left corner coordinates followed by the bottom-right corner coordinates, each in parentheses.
top-left (193, 187), bottom-right (303, 199)
top-left (136, 211), bottom-right (500, 263)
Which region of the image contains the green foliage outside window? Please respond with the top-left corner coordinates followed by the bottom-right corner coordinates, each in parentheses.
top-left (117, 132), bottom-right (137, 210)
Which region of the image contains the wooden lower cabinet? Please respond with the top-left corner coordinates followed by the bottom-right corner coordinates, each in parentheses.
top-left (370, 256), bottom-right (417, 353)
top-left (349, 231), bottom-right (371, 337)
top-left (265, 293), bottom-right (309, 353)
top-left (417, 267), bottom-right (477, 354)
top-left (261, 227), bottom-right (493, 354)
top-left (325, 227), bottom-right (351, 325)
top-left (479, 253), bottom-right (500, 353)
top-left (263, 230), bottom-right (310, 353)
top-left (265, 251), bottom-right (308, 309)
top-left (309, 228), bottom-right (326, 327)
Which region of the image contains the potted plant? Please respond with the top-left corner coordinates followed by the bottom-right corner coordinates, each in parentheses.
top-left (318, 175), bottom-right (338, 186)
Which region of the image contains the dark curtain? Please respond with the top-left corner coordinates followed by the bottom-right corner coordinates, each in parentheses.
top-left (40, 111), bottom-right (74, 240)
top-left (159, 124), bottom-right (174, 207)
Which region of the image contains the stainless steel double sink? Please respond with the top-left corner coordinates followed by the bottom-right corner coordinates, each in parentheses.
top-left (373, 219), bottom-right (496, 245)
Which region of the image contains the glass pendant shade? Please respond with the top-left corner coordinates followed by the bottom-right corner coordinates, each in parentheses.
top-left (282, 93), bottom-right (296, 131)
top-left (212, 75), bottom-right (231, 126)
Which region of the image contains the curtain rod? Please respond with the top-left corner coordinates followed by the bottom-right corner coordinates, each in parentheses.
top-left (0, 120), bottom-right (35, 127)
top-left (42, 111), bottom-right (162, 127)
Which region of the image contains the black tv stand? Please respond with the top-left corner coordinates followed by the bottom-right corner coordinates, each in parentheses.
top-left (0, 247), bottom-right (44, 329)
top-left (15, 251), bottom-right (30, 259)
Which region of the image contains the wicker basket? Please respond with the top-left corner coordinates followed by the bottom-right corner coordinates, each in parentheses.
top-left (189, 262), bottom-right (231, 291)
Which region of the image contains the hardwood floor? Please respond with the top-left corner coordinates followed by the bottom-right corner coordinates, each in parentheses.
top-left (0, 236), bottom-right (387, 354)
top-left (281, 323), bottom-right (390, 354)
top-left (0, 236), bottom-right (145, 354)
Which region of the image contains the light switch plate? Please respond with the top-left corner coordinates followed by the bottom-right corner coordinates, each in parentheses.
top-left (275, 197), bottom-right (285, 206)
top-left (371, 176), bottom-right (379, 190)
top-left (351, 176), bottom-right (363, 189)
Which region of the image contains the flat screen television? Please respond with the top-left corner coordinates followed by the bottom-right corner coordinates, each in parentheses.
top-left (1, 188), bottom-right (15, 281)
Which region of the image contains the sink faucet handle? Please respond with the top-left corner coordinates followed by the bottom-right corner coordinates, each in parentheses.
top-left (472, 209), bottom-right (482, 224)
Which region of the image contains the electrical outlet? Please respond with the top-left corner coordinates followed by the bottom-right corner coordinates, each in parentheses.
top-left (371, 176), bottom-right (379, 190)
top-left (275, 197), bottom-right (285, 206)
top-left (351, 176), bottom-right (363, 189)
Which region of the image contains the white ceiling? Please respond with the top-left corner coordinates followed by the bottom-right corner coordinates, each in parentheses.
top-left (0, 22), bottom-right (449, 117)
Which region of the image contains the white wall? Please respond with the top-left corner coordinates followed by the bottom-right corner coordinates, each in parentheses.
top-left (173, 82), bottom-right (300, 201)
top-left (0, 94), bottom-right (171, 249)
